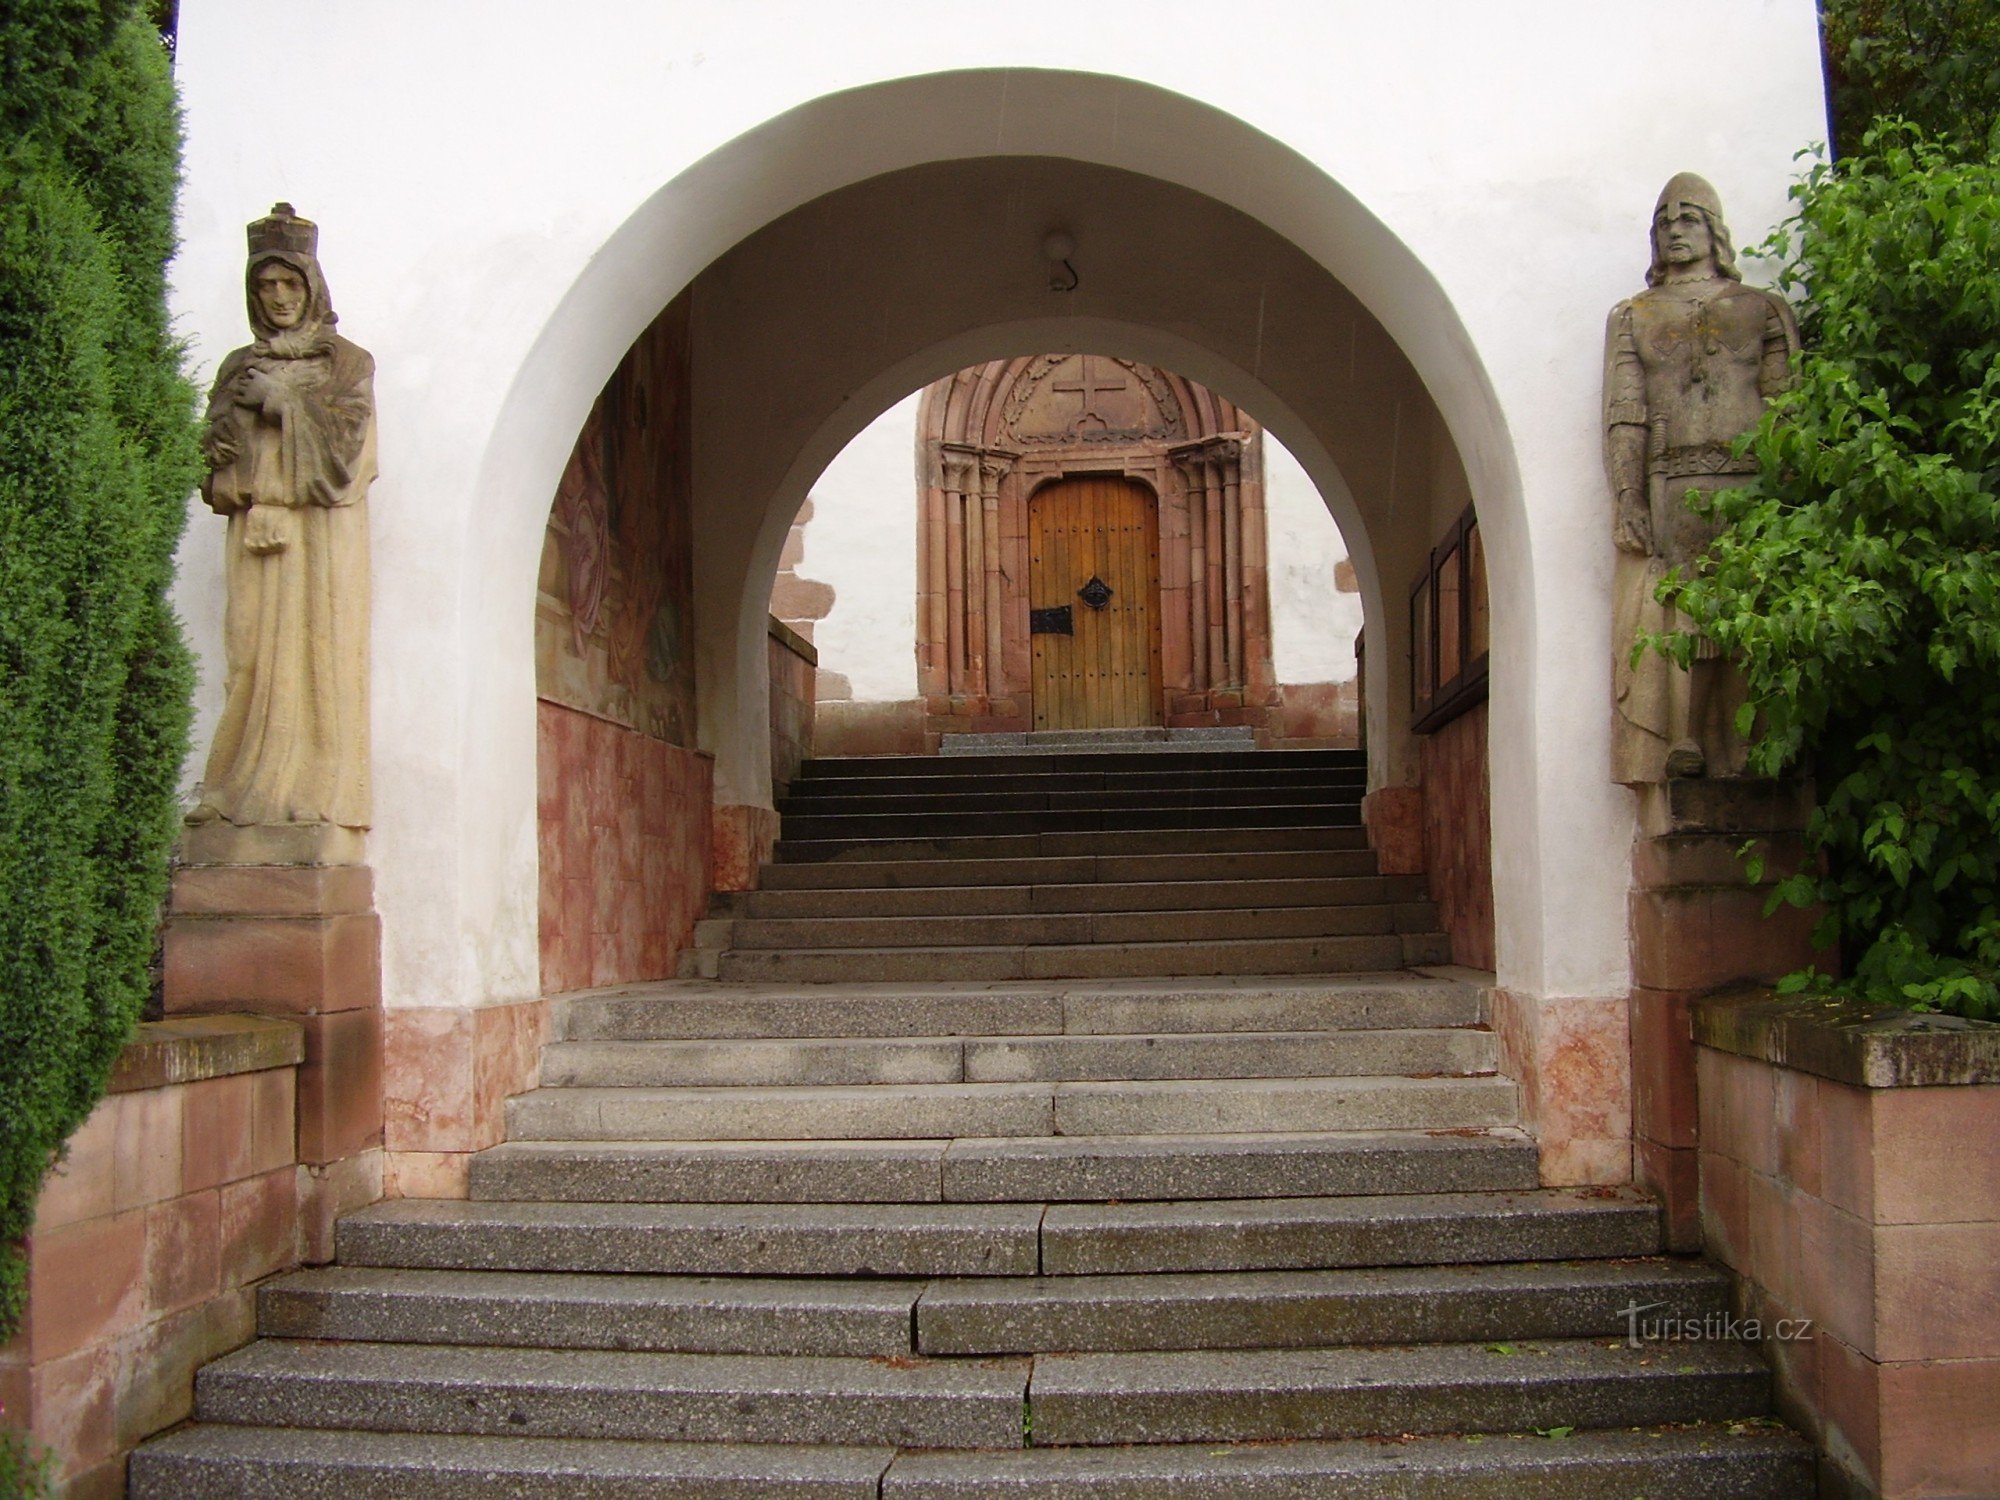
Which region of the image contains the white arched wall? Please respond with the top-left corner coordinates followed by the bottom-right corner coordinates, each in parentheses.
top-left (170, 6), bottom-right (1828, 1031)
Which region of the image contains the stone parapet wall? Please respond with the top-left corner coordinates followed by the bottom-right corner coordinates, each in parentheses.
top-left (1, 1017), bottom-right (304, 1497)
top-left (1694, 993), bottom-right (2000, 1498)
top-left (767, 616), bottom-right (816, 798)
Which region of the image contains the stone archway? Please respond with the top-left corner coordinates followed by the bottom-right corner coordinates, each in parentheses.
top-left (916, 355), bottom-right (1276, 741)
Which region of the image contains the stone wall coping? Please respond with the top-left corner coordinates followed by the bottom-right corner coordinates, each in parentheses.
top-left (1694, 988), bottom-right (2000, 1089)
top-left (767, 614), bottom-right (819, 667)
top-left (107, 1013), bottom-right (305, 1094)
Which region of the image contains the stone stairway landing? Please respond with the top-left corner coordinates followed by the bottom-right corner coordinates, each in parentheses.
top-left (132, 748), bottom-right (1814, 1496)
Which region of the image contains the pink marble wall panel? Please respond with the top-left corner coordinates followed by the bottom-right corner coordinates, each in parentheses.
top-left (1419, 700), bottom-right (1495, 971)
top-left (537, 699), bottom-right (713, 994)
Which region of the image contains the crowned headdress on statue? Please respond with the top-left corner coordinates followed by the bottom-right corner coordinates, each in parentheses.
top-left (244, 202), bottom-right (338, 343)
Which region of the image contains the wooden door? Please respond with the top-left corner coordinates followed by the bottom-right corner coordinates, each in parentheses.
top-left (1028, 476), bottom-right (1162, 730)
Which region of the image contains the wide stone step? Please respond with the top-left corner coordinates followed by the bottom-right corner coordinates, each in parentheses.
top-left (1026, 1337), bottom-right (1768, 1445)
top-left (727, 874), bottom-right (1424, 918)
top-left (759, 847), bottom-right (1383, 890)
top-left (260, 1266), bottom-right (923, 1357)
top-left (780, 801), bottom-right (1363, 842)
top-left (712, 932), bottom-right (1448, 982)
top-left (782, 765), bottom-right (1368, 800)
top-left (1039, 1189), bottom-right (1661, 1275)
top-left (506, 1075), bottom-right (1514, 1142)
top-left (719, 902), bottom-right (1434, 952)
top-left (560, 975), bottom-right (1484, 1041)
top-left (798, 748), bottom-right (1362, 780)
top-left (340, 1201), bottom-right (1044, 1277)
top-left (540, 1028), bottom-right (1495, 1089)
top-left (132, 1422), bottom-right (1816, 1498)
top-left (132, 1427), bottom-right (897, 1499)
top-left (776, 782), bottom-right (1367, 816)
top-left (916, 1258), bottom-right (1729, 1354)
top-left (469, 1130), bottom-right (1539, 1204)
top-left (778, 823), bottom-right (1367, 864)
top-left (192, 1340), bottom-right (1031, 1448)
top-left (879, 1426), bottom-right (1814, 1496)
top-left (339, 1190), bottom-right (1652, 1279)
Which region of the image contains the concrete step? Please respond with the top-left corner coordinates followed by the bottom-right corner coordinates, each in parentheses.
top-left (939, 727), bottom-right (1257, 755)
top-left (339, 1190), bottom-right (1652, 1279)
top-left (779, 801), bottom-right (1363, 842)
top-left (725, 875), bottom-right (1423, 919)
top-left (1025, 1337), bottom-right (1769, 1446)
top-left (711, 932), bottom-right (1448, 982)
top-left (777, 823), bottom-right (1367, 865)
top-left (470, 1129), bottom-right (1538, 1204)
top-left (915, 1258), bottom-right (1730, 1354)
top-left (782, 765), bottom-right (1368, 800)
top-left (778, 781), bottom-right (1367, 816)
top-left (192, 1340), bottom-right (1032, 1449)
top-left (559, 975), bottom-right (1484, 1041)
top-left (1039, 1188), bottom-right (1661, 1275)
top-left (882, 1425), bottom-right (1812, 1496)
top-left (540, 1028), bottom-right (1495, 1089)
top-left (759, 847), bottom-right (1383, 890)
top-left (720, 903), bottom-right (1435, 952)
top-left (803, 747), bottom-right (1360, 778)
top-left (133, 1427), bottom-right (897, 1498)
top-left (260, 1266), bottom-right (924, 1357)
top-left (507, 1075), bottom-right (1514, 1142)
top-left (132, 1422), bottom-right (1814, 1498)
top-left (339, 1200), bottom-right (1045, 1278)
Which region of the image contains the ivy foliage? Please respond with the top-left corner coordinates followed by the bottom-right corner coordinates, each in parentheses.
top-left (1660, 124), bottom-right (2000, 1019)
top-left (0, 0), bottom-right (198, 1350)
top-left (1821, 0), bottom-right (2000, 159)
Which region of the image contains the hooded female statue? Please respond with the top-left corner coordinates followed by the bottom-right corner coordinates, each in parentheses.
top-left (188, 204), bottom-right (377, 835)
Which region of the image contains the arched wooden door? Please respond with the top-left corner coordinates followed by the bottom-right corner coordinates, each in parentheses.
top-left (1028, 476), bottom-right (1162, 730)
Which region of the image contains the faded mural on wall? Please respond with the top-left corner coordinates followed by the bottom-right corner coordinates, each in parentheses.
top-left (535, 290), bottom-right (696, 746)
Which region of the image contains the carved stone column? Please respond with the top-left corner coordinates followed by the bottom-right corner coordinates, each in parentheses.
top-left (978, 452), bottom-right (1012, 707)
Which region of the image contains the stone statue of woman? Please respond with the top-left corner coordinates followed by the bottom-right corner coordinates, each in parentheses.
top-left (187, 204), bottom-right (377, 844)
top-left (1604, 173), bottom-right (1798, 783)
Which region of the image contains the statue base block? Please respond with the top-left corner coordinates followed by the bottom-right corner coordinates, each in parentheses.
top-left (179, 819), bottom-right (365, 867)
top-left (1627, 777), bottom-right (1826, 1250)
top-left (162, 857), bottom-right (382, 1166)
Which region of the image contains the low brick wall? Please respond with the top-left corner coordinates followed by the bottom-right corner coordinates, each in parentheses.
top-left (1, 1015), bottom-right (304, 1497)
top-left (1694, 993), bottom-right (2000, 1498)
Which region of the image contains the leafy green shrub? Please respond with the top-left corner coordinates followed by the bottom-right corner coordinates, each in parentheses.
top-left (1660, 123), bottom-right (2000, 1019)
top-left (0, 3), bottom-right (197, 1340)
top-left (1822, 0), bottom-right (2000, 158)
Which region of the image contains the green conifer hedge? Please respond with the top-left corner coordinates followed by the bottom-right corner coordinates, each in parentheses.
top-left (0, 2), bottom-right (198, 1342)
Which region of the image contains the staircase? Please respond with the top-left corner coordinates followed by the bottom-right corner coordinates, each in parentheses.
top-left (132, 748), bottom-right (1814, 1495)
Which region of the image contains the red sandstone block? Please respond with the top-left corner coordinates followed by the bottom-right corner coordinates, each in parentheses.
top-left (1635, 1137), bottom-right (1701, 1252)
top-left (28, 1341), bottom-right (117, 1478)
top-left (296, 1007), bottom-right (384, 1165)
top-left (1875, 1353), bottom-right (2000, 1494)
top-left (172, 864), bottom-right (373, 919)
top-left (218, 1167), bottom-right (298, 1287)
top-left (144, 1191), bottom-right (221, 1317)
top-left (111, 1088), bottom-right (182, 1211)
top-left (1746, 1167), bottom-right (1801, 1309)
top-left (385, 1150), bottom-right (471, 1199)
top-left (1629, 987), bottom-right (1698, 1151)
top-left (1698, 1148), bottom-right (1750, 1276)
top-left (163, 911), bottom-right (381, 1017)
top-left (181, 1074), bottom-right (257, 1193)
top-left (1814, 1331), bottom-right (1882, 1484)
top-left (1816, 1078), bottom-right (1877, 1222)
top-left (110, 1302), bottom-right (207, 1454)
top-left (1796, 1192), bottom-right (1878, 1358)
top-left (1774, 1069), bottom-right (1823, 1199)
top-left (1870, 1083), bottom-right (2000, 1225)
top-left (248, 1067), bottom-right (296, 1175)
top-left (35, 1098), bottom-right (118, 1230)
top-left (24, 1212), bottom-right (147, 1362)
top-left (1872, 1220), bottom-right (2000, 1363)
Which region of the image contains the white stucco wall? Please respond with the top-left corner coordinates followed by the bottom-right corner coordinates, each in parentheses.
top-left (167, 1), bottom-right (1829, 1015)
top-left (791, 392), bottom-right (922, 703)
top-left (1264, 433), bottom-right (1360, 686)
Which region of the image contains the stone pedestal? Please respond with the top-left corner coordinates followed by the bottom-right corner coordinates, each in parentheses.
top-left (162, 853), bottom-right (383, 1180)
top-left (1628, 779), bottom-right (1826, 1249)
